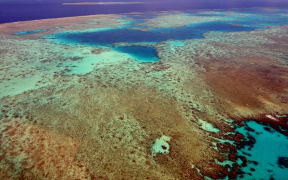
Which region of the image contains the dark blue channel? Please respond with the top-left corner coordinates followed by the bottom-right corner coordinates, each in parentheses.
top-left (51, 21), bottom-right (255, 46)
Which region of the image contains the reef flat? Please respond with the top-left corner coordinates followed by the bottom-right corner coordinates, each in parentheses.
top-left (0, 9), bottom-right (288, 179)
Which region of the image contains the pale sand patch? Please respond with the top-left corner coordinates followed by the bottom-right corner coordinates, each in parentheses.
top-left (141, 13), bottom-right (225, 28)
top-left (151, 135), bottom-right (171, 156)
top-left (198, 119), bottom-right (220, 133)
top-left (0, 75), bottom-right (44, 98)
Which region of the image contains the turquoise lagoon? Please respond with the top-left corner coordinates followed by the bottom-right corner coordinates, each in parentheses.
top-left (45, 9), bottom-right (288, 63)
top-left (114, 45), bottom-right (159, 63)
top-left (236, 121), bottom-right (288, 179)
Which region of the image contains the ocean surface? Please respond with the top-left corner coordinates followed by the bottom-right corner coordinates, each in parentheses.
top-left (1, 0), bottom-right (288, 23)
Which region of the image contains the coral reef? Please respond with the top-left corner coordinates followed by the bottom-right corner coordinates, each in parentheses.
top-left (0, 9), bottom-right (288, 179)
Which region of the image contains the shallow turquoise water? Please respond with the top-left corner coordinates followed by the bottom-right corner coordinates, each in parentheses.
top-left (114, 45), bottom-right (159, 62)
top-left (236, 121), bottom-right (288, 179)
top-left (14, 29), bottom-right (46, 35)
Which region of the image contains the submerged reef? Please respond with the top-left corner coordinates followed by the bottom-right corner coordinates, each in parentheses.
top-left (0, 9), bottom-right (288, 179)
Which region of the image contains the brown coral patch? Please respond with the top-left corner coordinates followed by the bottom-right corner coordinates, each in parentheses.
top-left (0, 120), bottom-right (92, 179)
top-left (16, 85), bottom-right (224, 179)
top-left (114, 87), bottom-right (223, 179)
top-left (198, 57), bottom-right (288, 117)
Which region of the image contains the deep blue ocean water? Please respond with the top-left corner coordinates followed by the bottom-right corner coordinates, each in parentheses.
top-left (51, 22), bottom-right (255, 46)
top-left (1, 0), bottom-right (288, 24)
